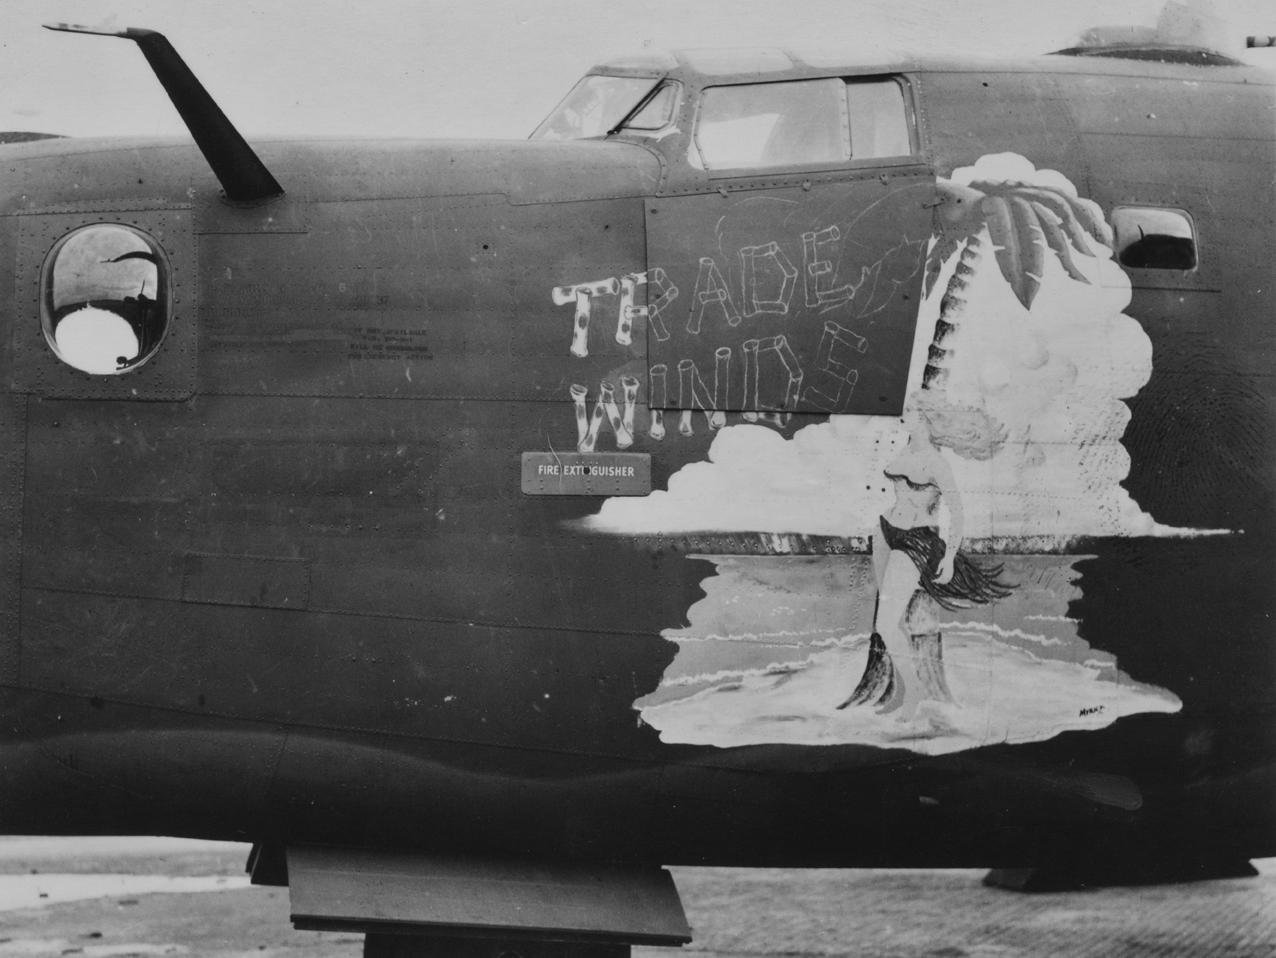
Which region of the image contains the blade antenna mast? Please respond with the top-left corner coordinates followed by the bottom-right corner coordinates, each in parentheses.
top-left (44, 22), bottom-right (284, 204)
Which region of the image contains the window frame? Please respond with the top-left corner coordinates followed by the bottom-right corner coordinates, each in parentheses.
top-left (13, 206), bottom-right (196, 401)
top-left (39, 222), bottom-right (175, 376)
top-left (615, 80), bottom-right (684, 134)
top-left (1110, 204), bottom-right (1199, 273)
top-left (531, 74), bottom-right (665, 141)
top-left (691, 74), bottom-right (921, 179)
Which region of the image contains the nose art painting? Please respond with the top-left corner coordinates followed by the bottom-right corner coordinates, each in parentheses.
top-left (582, 154), bottom-right (1225, 756)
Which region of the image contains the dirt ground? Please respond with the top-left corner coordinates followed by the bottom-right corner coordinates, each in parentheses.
top-left (0, 839), bottom-right (1270, 958)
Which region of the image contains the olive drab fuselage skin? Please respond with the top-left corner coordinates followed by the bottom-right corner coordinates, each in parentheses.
top-left (0, 50), bottom-right (1271, 868)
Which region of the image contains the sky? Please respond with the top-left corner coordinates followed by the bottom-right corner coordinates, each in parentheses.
top-left (0, 0), bottom-right (1272, 141)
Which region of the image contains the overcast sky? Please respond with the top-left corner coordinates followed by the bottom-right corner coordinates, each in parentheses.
top-left (0, 0), bottom-right (1272, 141)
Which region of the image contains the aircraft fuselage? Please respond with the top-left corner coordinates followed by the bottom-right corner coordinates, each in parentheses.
top-left (0, 51), bottom-right (1271, 871)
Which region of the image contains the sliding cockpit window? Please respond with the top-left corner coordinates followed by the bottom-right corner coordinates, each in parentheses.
top-left (41, 224), bottom-right (172, 375)
top-left (693, 76), bottom-right (912, 171)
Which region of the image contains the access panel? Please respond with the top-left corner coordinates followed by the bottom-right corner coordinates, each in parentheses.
top-left (645, 172), bottom-right (933, 416)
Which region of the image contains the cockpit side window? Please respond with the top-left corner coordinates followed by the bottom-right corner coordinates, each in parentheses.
top-left (40, 224), bottom-right (172, 375)
top-left (532, 75), bottom-right (662, 140)
top-left (846, 78), bottom-right (912, 159)
top-left (696, 78), bottom-right (850, 170)
top-left (1111, 207), bottom-right (1197, 270)
top-left (693, 75), bottom-right (914, 171)
top-left (622, 82), bottom-right (681, 131)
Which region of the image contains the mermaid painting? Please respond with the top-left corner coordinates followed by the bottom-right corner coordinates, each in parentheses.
top-left (838, 400), bottom-right (1014, 719)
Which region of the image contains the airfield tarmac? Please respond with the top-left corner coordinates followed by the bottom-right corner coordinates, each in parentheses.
top-left (0, 838), bottom-right (1270, 958)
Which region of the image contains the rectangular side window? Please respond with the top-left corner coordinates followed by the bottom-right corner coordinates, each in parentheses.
top-left (694, 76), bottom-right (914, 173)
top-left (1112, 207), bottom-right (1197, 271)
top-left (696, 78), bottom-right (851, 170)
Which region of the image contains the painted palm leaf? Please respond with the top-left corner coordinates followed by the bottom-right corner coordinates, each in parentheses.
top-left (925, 180), bottom-right (1111, 309)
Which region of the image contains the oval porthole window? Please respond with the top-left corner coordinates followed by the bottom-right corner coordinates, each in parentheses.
top-left (40, 224), bottom-right (171, 375)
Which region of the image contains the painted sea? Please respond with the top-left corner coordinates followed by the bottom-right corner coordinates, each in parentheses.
top-left (636, 554), bottom-right (1181, 756)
